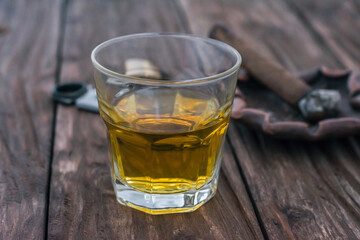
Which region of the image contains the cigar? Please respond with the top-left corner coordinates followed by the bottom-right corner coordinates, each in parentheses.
top-left (210, 24), bottom-right (341, 121)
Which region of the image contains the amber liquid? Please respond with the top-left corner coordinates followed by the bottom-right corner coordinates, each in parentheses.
top-left (99, 88), bottom-right (231, 194)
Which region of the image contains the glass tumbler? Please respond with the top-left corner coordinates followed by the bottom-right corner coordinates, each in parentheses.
top-left (91, 33), bottom-right (241, 214)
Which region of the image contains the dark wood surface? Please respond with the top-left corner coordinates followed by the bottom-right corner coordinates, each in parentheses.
top-left (0, 0), bottom-right (359, 239)
top-left (0, 0), bottom-right (61, 239)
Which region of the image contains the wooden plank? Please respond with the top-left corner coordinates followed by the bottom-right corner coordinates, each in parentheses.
top-left (229, 123), bottom-right (360, 239)
top-left (284, 0), bottom-right (360, 70)
top-left (0, 0), bottom-right (62, 239)
top-left (48, 0), bottom-right (263, 239)
top-left (180, 0), bottom-right (360, 239)
top-left (180, 0), bottom-right (342, 71)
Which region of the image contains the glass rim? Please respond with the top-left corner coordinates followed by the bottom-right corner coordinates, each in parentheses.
top-left (91, 32), bottom-right (242, 86)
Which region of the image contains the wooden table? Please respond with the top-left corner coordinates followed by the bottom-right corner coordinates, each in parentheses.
top-left (1, 0), bottom-right (360, 239)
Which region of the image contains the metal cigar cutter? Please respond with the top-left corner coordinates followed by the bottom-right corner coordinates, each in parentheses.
top-left (52, 82), bottom-right (99, 113)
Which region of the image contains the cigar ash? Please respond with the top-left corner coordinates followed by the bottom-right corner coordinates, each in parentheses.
top-left (298, 89), bottom-right (341, 122)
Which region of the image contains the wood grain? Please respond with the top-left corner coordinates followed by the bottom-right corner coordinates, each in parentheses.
top-left (0, 0), bottom-right (62, 239)
top-left (47, 0), bottom-right (263, 239)
top-left (180, 0), bottom-right (343, 71)
top-left (284, 0), bottom-right (360, 70)
top-left (180, 0), bottom-right (360, 239)
top-left (229, 123), bottom-right (360, 239)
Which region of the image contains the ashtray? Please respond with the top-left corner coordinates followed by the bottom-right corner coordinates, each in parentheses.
top-left (231, 67), bottom-right (360, 140)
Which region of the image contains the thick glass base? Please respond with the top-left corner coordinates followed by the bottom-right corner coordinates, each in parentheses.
top-left (112, 176), bottom-right (218, 215)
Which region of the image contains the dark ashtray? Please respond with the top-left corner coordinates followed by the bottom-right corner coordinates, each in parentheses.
top-left (231, 66), bottom-right (360, 140)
